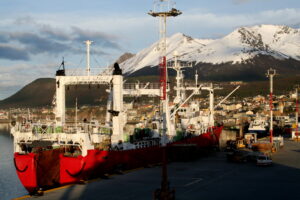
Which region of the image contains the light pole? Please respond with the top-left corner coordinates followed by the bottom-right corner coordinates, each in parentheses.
top-left (149, 1), bottom-right (181, 199)
top-left (148, 0), bottom-right (181, 146)
top-left (266, 68), bottom-right (276, 143)
top-left (295, 85), bottom-right (299, 140)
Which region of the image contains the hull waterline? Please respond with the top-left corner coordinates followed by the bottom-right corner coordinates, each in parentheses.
top-left (14, 126), bottom-right (223, 193)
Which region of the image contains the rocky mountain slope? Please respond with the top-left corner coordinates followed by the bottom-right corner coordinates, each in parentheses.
top-left (0, 78), bottom-right (108, 108)
top-left (120, 25), bottom-right (300, 80)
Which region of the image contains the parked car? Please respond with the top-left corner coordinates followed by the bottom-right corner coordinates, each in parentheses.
top-left (256, 155), bottom-right (272, 166)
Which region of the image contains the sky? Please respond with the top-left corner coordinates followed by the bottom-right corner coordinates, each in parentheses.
top-left (0, 0), bottom-right (300, 100)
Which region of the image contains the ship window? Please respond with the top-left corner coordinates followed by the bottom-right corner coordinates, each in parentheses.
top-left (152, 123), bottom-right (157, 129)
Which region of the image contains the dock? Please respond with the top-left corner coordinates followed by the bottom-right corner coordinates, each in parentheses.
top-left (16, 139), bottom-right (300, 200)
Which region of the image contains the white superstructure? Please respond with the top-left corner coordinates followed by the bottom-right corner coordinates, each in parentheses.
top-left (11, 42), bottom-right (162, 156)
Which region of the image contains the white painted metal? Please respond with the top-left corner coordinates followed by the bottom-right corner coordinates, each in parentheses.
top-left (105, 87), bottom-right (113, 127)
top-left (209, 83), bottom-right (214, 127)
top-left (170, 85), bottom-right (202, 119)
top-left (172, 52), bottom-right (190, 104)
top-left (55, 77), bottom-right (66, 125)
top-left (55, 75), bottom-right (112, 125)
top-left (85, 40), bottom-right (93, 76)
top-left (200, 84), bottom-right (215, 127)
top-left (123, 83), bottom-right (161, 97)
top-left (214, 86), bottom-right (240, 109)
top-left (75, 97), bottom-right (78, 131)
top-left (195, 70), bottom-right (198, 88)
top-left (12, 34), bottom-right (174, 156)
top-left (111, 73), bottom-right (124, 144)
top-left (266, 68), bottom-right (276, 143)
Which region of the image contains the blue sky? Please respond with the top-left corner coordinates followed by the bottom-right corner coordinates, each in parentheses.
top-left (0, 0), bottom-right (300, 99)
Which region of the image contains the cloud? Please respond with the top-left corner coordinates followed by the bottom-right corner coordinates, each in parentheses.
top-left (0, 44), bottom-right (30, 61)
top-left (0, 34), bottom-right (9, 43)
top-left (71, 27), bottom-right (121, 50)
top-left (9, 32), bottom-right (70, 54)
top-left (1, 7), bottom-right (300, 99)
top-left (39, 25), bottom-right (72, 41)
top-left (0, 62), bottom-right (58, 99)
top-left (13, 16), bottom-right (37, 26)
top-left (232, 0), bottom-right (252, 4)
top-left (0, 17), bottom-right (122, 61)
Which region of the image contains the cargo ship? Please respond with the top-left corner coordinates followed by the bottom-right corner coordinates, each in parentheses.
top-left (11, 57), bottom-right (222, 194)
top-left (11, 2), bottom-right (223, 194)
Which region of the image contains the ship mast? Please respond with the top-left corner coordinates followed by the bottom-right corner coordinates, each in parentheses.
top-left (172, 51), bottom-right (190, 104)
top-left (75, 97), bottom-right (78, 131)
top-left (148, 0), bottom-right (181, 145)
top-left (85, 40), bottom-right (92, 76)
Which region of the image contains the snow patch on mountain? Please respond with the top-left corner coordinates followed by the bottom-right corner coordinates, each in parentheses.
top-left (120, 25), bottom-right (300, 74)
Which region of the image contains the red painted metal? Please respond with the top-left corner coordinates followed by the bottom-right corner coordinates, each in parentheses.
top-left (14, 153), bottom-right (37, 194)
top-left (296, 98), bottom-right (298, 138)
top-left (159, 56), bottom-right (167, 100)
top-left (270, 92), bottom-right (273, 143)
top-left (173, 126), bottom-right (222, 147)
top-left (14, 126), bottom-right (223, 193)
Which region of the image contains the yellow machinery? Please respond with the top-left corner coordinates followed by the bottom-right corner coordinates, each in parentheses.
top-left (236, 139), bottom-right (245, 149)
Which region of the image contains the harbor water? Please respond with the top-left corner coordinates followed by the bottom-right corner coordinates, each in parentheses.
top-left (0, 124), bottom-right (27, 200)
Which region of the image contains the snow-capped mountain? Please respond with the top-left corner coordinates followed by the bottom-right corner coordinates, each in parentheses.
top-left (120, 25), bottom-right (300, 75)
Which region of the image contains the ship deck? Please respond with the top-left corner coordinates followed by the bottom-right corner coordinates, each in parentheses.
top-left (16, 139), bottom-right (300, 200)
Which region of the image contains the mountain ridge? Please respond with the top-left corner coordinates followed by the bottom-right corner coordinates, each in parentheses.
top-left (2, 24), bottom-right (300, 108)
top-left (120, 24), bottom-right (300, 76)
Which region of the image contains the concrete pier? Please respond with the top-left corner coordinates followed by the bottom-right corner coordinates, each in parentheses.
top-left (16, 139), bottom-right (300, 200)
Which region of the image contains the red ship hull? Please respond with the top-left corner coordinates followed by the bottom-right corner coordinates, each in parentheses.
top-left (14, 126), bottom-right (222, 194)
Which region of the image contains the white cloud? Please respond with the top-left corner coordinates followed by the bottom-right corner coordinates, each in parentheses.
top-left (0, 63), bottom-right (57, 99)
top-left (1, 7), bottom-right (300, 99)
top-left (13, 7), bottom-right (300, 39)
top-left (232, 0), bottom-right (252, 4)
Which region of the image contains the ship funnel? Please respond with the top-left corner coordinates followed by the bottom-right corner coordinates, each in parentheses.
top-left (113, 63), bottom-right (122, 75)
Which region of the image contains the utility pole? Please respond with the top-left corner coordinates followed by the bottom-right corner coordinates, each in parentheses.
top-left (266, 68), bottom-right (276, 144)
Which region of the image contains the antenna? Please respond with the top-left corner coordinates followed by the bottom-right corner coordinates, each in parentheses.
top-left (61, 57), bottom-right (65, 70)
